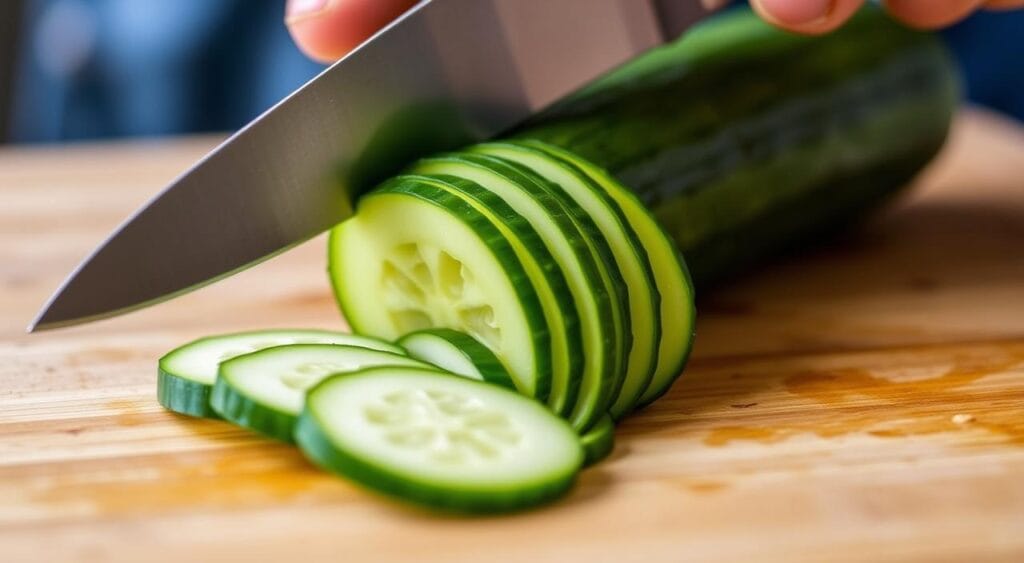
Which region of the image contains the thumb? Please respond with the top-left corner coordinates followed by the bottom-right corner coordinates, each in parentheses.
top-left (286, 0), bottom-right (418, 63)
top-left (750, 0), bottom-right (866, 34)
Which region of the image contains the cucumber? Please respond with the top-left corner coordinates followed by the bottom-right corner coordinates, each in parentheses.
top-left (328, 7), bottom-right (953, 417)
top-left (409, 154), bottom-right (624, 429)
top-left (580, 415), bottom-right (615, 467)
top-left (518, 6), bottom-right (957, 287)
top-left (158, 329), bottom-right (403, 418)
top-left (295, 366), bottom-right (583, 513)
top-left (398, 328), bottom-right (517, 390)
top-left (210, 344), bottom-right (431, 442)
top-left (471, 142), bottom-right (667, 418)
top-left (330, 177), bottom-right (551, 399)
top-left (395, 171), bottom-right (580, 411)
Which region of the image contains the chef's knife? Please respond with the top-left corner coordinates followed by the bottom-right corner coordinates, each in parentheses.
top-left (30, 0), bottom-right (718, 332)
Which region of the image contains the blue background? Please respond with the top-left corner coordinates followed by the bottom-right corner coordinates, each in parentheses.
top-left (6, 0), bottom-right (1023, 144)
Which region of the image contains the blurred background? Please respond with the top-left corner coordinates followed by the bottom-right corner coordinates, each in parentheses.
top-left (1, 0), bottom-right (1022, 145)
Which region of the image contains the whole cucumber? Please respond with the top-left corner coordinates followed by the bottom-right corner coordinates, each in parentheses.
top-left (516, 7), bottom-right (958, 286)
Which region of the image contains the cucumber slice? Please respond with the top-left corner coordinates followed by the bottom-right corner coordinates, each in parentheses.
top-left (401, 165), bottom-right (582, 417)
top-left (398, 329), bottom-right (517, 390)
top-left (580, 415), bottom-right (615, 467)
top-left (520, 141), bottom-right (697, 412)
top-left (158, 329), bottom-right (403, 418)
top-left (210, 344), bottom-right (431, 442)
top-left (473, 142), bottom-right (661, 419)
top-left (295, 366), bottom-right (584, 513)
top-left (411, 154), bottom-right (624, 431)
top-left (330, 177), bottom-right (551, 399)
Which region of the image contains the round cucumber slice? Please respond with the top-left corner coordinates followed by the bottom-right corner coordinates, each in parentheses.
top-left (210, 344), bottom-right (431, 442)
top-left (580, 415), bottom-right (615, 467)
top-left (411, 154), bottom-right (625, 432)
top-left (398, 328), bottom-right (517, 390)
top-left (158, 329), bottom-right (404, 418)
top-left (403, 165), bottom-right (584, 417)
top-left (329, 177), bottom-right (551, 399)
top-left (474, 142), bottom-right (662, 419)
top-left (295, 366), bottom-right (584, 513)
top-left (521, 140), bottom-right (697, 412)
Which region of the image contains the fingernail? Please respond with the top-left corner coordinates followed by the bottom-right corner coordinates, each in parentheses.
top-left (754, 0), bottom-right (833, 25)
top-left (700, 0), bottom-right (731, 10)
top-left (286, 0), bottom-right (329, 21)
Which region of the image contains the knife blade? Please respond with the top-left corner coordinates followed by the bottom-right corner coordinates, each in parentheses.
top-left (30, 0), bottom-right (715, 332)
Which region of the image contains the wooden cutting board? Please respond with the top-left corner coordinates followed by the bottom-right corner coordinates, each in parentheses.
top-left (1, 109), bottom-right (1022, 562)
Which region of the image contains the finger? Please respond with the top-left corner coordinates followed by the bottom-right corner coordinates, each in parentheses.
top-left (286, 0), bottom-right (417, 63)
top-left (750, 0), bottom-right (866, 34)
top-left (883, 0), bottom-right (986, 28)
top-left (985, 0), bottom-right (1024, 9)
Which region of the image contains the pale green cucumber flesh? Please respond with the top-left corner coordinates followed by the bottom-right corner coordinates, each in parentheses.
top-left (329, 177), bottom-right (551, 400)
top-left (210, 344), bottom-right (430, 442)
top-left (295, 366), bottom-right (584, 513)
top-left (403, 172), bottom-right (572, 406)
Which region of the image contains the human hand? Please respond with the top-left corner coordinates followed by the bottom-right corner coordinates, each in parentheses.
top-left (285, 0), bottom-right (418, 63)
top-left (285, 0), bottom-right (1024, 63)
top-left (748, 0), bottom-right (1024, 34)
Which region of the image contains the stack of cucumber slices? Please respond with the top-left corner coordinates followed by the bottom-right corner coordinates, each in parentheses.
top-left (156, 141), bottom-right (695, 513)
top-left (331, 141), bottom-right (696, 427)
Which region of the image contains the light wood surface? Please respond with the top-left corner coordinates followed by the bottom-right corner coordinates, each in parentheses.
top-left (1, 109), bottom-right (1023, 562)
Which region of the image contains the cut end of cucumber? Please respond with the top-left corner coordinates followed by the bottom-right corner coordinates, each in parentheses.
top-left (332, 184), bottom-right (549, 399)
top-left (380, 242), bottom-right (500, 350)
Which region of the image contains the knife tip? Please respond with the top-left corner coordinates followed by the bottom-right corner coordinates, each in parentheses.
top-left (26, 307), bottom-right (56, 333)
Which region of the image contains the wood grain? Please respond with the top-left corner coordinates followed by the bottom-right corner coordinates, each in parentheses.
top-left (1, 109), bottom-right (1023, 562)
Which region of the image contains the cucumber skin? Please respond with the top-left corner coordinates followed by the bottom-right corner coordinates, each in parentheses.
top-left (209, 377), bottom-right (297, 443)
top-left (580, 415), bottom-right (615, 467)
top-left (516, 7), bottom-right (957, 287)
top-left (157, 369), bottom-right (219, 419)
top-left (398, 328), bottom-right (519, 390)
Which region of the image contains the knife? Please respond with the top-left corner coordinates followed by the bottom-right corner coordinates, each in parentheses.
top-left (30, 0), bottom-right (718, 332)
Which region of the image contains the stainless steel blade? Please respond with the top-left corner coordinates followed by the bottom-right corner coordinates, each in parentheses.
top-left (31, 0), bottom-right (714, 331)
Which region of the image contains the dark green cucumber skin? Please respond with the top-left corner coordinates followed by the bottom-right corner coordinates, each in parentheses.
top-left (399, 328), bottom-right (519, 390)
top-left (157, 370), bottom-right (219, 419)
top-left (516, 7), bottom-right (958, 286)
top-left (580, 415), bottom-right (615, 467)
top-left (209, 377), bottom-right (297, 443)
